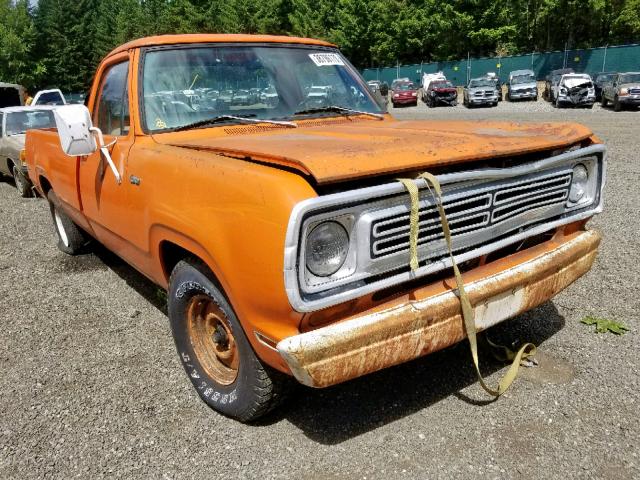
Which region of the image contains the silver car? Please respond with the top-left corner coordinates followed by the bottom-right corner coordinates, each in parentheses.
top-left (463, 77), bottom-right (498, 107)
top-left (507, 69), bottom-right (538, 101)
top-left (0, 106), bottom-right (56, 197)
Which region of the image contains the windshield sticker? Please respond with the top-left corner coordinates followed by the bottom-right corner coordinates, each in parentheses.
top-left (309, 53), bottom-right (345, 67)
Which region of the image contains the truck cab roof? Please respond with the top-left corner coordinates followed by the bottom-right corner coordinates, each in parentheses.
top-left (106, 34), bottom-right (335, 59)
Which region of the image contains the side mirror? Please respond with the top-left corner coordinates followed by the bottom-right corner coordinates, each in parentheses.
top-left (53, 105), bottom-right (121, 184)
top-left (53, 104), bottom-right (97, 156)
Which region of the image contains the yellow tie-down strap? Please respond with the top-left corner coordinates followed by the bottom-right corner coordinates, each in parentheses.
top-left (397, 173), bottom-right (536, 397)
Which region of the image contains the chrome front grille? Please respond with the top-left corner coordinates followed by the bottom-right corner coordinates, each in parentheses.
top-left (284, 144), bottom-right (606, 312)
top-left (629, 88), bottom-right (640, 95)
top-left (370, 170), bottom-right (572, 260)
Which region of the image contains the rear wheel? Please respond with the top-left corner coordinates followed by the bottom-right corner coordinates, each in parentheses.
top-left (168, 259), bottom-right (290, 422)
top-left (12, 165), bottom-right (33, 198)
top-left (47, 190), bottom-right (88, 255)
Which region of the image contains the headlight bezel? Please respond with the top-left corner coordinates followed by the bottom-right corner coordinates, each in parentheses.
top-left (300, 214), bottom-right (357, 288)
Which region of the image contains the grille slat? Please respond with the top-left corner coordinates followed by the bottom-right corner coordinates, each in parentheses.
top-left (371, 170), bottom-right (573, 260)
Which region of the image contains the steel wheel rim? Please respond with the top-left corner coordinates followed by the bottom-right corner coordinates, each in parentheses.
top-left (187, 294), bottom-right (239, 385)
top-left (54, 209), bottom-right (69, 247)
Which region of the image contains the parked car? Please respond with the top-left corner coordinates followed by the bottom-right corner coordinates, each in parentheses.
top-left (463, 77), bottom-right (499, 107)
top-left (544, 68), bottom-right (574, 102)
top-left (390, 81), bottom-right (418, 107)
top-left (553, 73), bottom-right (595, 108)
top-left (390, 78), bottom-right (411, 92)
top-left (32, 89), bottom-right (66, 106)
top-left (217, 89), bottom-right (234, 106)
top-left (367, 80), bottom-right (381, 94)
top-left (506, 69), bottom-right (538, 101)
top-left (260, 85), bottom-right (279, 107)
top-left (421, 72), bottom-right (447, 93)
top-left (0, 82), bottom-right (27, 108)
top-left (601, 72), bottom-right (640, 111)
top-left (26, 34), bottom-right (606, 422)
top-left (423, 80), bottom-right (457, 107)
top-left (0, 106), bottom-right (56, 196)
top-left (593, 72), bottom-right (617, 101)
top-left (303, 85), bottom-right (334, 108)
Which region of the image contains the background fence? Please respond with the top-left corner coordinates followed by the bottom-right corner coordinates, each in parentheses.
top-left (361, 43), bottom-right (640, 86)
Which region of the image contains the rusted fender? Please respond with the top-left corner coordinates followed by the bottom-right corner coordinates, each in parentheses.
top-left (277, 229), bottom-right (601, 388)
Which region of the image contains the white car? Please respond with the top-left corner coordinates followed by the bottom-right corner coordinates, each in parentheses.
top-left (554, 74), bottom-right (595, 108)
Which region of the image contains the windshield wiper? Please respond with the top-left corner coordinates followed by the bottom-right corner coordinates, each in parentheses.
top-left (174, 114), bottom-right (296, 132)
top-left (293, 105), bottom-right (384, 120)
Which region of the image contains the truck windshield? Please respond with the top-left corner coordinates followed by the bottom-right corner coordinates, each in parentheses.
top-left (469, 79), bottom-right (493, 88)
top-left (511, 74), bottom-right (535, 85)
top-left (5, 110), bottom-right (55, 135)
top-left (619, 73), bottom-right (640, 84)
top-left (142, 45), bottom-right (382, 132)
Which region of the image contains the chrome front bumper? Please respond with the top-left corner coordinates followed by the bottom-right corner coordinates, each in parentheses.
top-left (278, 229), bottom-right (601, 388)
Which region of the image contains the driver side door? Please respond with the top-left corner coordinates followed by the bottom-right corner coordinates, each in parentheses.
top-left (79, 55), bottom-right (135, 254)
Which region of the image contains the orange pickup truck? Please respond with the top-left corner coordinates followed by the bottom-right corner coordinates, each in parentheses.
top-left (25, 34), bottom-right (606, 421)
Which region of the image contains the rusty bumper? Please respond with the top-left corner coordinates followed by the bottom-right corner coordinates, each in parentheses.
top-left (277, 229), bottom-right (601, 388)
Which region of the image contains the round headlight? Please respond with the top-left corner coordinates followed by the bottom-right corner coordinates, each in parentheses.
top-left (305, 221), bottom-right (349, 277)
top-left (569, 163), bottom-right (589, 203)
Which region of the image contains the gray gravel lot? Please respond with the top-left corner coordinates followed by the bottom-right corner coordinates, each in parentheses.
top-left (1, 99), bottom-right (639, 479)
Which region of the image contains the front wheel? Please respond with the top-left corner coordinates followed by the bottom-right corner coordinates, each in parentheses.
top-left (47, 190), bottom-right (88, 254)
top-left (613, 97), bottom-right (622, 112)
top-left (168, 259), bottom-right (290, 422)
top-left (12, 165), bottom-right (33, 198)
top-left (601, 95), bottom-right (608, 107)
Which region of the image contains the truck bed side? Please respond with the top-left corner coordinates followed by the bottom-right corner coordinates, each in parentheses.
top-left (26, 128), bottom-right (81, 212)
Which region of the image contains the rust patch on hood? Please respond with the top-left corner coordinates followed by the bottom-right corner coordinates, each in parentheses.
top-left (159, 119), bottom-right (593, 184)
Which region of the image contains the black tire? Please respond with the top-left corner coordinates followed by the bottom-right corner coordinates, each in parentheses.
top-left (12, 165), bottom-right (33, 198)
top-left (47, 190), bottom-right (87, 255)
top-left (613, 97), bottom-right (622, 112)
top-left (601, 95), bottom-right (608, 107)
top-left (168, 259), bottom-right (290, 422)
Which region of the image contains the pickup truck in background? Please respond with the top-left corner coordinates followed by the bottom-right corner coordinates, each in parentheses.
top-left (26, 34), bottom-right (606, 422)
top-left (601, 72), bottom-right (640, 111)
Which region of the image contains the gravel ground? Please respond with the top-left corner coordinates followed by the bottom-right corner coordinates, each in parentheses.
top-left (1, 98), bottom-right (638, 479)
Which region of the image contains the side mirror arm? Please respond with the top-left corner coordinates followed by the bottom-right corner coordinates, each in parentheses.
top-left (89, 127), bottom-right (121, 184)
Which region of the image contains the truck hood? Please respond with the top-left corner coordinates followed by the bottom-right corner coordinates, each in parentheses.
top-left (161, 119), bottom-right (593, 185)
top-left (511, 82), bottom-right (537, 91)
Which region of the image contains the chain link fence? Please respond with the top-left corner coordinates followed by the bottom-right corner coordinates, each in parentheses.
top-left (361, 43), bottom-right (640, 86)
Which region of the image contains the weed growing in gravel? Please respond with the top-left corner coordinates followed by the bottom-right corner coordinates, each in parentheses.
top-left (581, 316), bottom-right (629, 335)
top-left (156, 288), bottom-right (168, 307)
